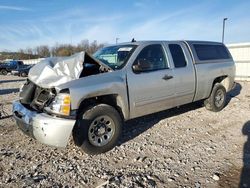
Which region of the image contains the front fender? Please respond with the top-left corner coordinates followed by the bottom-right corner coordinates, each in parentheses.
top-left (57, 70), bottom-right (130, 120)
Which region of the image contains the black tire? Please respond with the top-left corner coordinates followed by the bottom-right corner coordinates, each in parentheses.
top-left (1, 69), bottom-right (8, 75)
top-left (20, 72), bottom-right (27, 77)
top-left (204, 83), bottom-right (226, 112)
top-left (73, 104), bottom-right (122, 155)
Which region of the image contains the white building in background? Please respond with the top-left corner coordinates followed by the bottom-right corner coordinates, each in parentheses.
top-left (227, 43), bottom-right (250, 81)
top-left (21, 58), bottom-right (44, 65)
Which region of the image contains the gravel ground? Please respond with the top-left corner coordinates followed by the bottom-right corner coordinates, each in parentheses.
top-left (0, 75), bottom-right (250, 188)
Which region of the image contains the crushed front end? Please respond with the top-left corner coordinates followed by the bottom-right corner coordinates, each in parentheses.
top-left (12, 79), bottom-right (76, 147)
top-left (12, 51), bottom-right (111, 148)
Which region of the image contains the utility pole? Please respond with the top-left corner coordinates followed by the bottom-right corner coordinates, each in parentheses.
top-left (116, 38), bottom-right (120, 44)
top-left (222, 18), bottom-right (228, 43)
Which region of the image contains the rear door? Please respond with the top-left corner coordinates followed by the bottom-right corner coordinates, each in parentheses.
top-left (127, 43), bottom-right (176, 118)
top-left (164, 42), bottom-right (196, 106)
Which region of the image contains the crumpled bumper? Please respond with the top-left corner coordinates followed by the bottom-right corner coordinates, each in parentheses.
top-left (12, 101), bottom-right (76, 148)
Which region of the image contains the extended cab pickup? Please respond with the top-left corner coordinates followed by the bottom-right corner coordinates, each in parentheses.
top-left (0, 60), bottom-right (31, 76)
top-left (13, 41), bottom-right (235, 154)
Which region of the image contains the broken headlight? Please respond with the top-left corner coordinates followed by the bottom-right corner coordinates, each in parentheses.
top-left (45, 93), bottom-right (71, 116)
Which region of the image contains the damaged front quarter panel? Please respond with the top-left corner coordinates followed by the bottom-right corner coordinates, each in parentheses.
top-left (56, 69), bottom-right (130, 120)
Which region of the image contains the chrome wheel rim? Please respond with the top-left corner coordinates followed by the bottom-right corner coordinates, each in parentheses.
top-left (215, 89), bottom-right (225, 107)
top-left (88, 115), bottom-right (115, 147)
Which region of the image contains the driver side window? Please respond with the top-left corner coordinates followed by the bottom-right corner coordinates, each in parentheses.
top-left (134, 44), bottom-right (168, 72)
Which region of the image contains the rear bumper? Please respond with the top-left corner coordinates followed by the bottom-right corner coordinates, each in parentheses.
top-left (12, 101), bottom-right (76, 148)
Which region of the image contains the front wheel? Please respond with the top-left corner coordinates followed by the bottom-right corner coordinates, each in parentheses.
top-left (73, 104), bottom-right (122, 155)
top-left (204, 83), bottom-right (226, 112)
top-left (0, 69), bottom-right (8, 75)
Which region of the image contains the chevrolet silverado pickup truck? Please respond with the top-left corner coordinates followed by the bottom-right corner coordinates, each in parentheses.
top-left (13, 41), bottom-right (235, 154)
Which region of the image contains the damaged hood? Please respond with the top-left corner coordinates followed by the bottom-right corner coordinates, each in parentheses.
top-left (28, 52), bottom-right (105, 88)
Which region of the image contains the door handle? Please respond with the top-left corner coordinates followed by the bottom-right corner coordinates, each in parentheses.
top-left (162, 75), bottom-right (173, 80)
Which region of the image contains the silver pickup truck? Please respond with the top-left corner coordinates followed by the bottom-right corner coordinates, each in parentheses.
top-left (13, 40), bottom-right (235, 154)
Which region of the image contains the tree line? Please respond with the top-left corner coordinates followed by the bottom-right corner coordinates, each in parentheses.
top-left (0, 40), bottom-right (105, 61)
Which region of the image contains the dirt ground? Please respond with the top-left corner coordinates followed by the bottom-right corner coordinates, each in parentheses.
top-left (0, 74), bottom-right (250, 188)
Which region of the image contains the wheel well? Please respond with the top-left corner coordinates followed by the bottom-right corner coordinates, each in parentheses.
top-left (77, 95), bottom-right (125, 120)
top-left (212, 75), bottom-right (231, 92)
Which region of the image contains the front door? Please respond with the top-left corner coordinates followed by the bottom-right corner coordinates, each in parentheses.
top-left (127, 43), bottom-right (176, 118)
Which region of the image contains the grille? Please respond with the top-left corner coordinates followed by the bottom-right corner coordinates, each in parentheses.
top-left (20, 80), bottom-right (55, 111)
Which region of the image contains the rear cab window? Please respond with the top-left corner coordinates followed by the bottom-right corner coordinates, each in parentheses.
top-left (168, 44), bottom-right (187, 68)
top-left (193, 44), bottom-right (231, 61)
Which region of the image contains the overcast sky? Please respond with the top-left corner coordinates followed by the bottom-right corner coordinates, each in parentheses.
top-left (0, 0), bottom-right (250, 51)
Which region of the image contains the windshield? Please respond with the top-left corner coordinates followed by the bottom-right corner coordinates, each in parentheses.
top-left (93, 44), bottom-right (137, 70)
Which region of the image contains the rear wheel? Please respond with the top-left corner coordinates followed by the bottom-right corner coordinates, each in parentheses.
top-left (20, 72), bottom-right (27, 77)
top-left (204, 83), bottom-right (226, 112)
top-left (73, 104), bottom-right (122, 155)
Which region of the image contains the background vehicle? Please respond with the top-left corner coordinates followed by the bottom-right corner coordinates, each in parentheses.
top-left (0, 60), bottom-right (30, 76)
top-left (13, 40), bottom-right (235, 155)
top-left (11, 64), bottom-right (33, 77)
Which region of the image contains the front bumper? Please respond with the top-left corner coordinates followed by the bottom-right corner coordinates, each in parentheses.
top-left (12, 101), bottom-right (76, 148)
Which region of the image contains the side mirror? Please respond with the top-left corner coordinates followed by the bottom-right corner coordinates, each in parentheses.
top-left (132, 64), bottom-right (141, 72)
top-left (132, 59), bottom-right (151, 73)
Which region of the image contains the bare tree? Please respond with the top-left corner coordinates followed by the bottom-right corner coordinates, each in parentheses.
top-left (36, 45), bottom-right (50, 57)
top-left (26, 48), bottom-right (33, 55)
top-left (77, 40), bottom-right (90, 52)
top-left (1, 40), bottom-right (105, 59)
